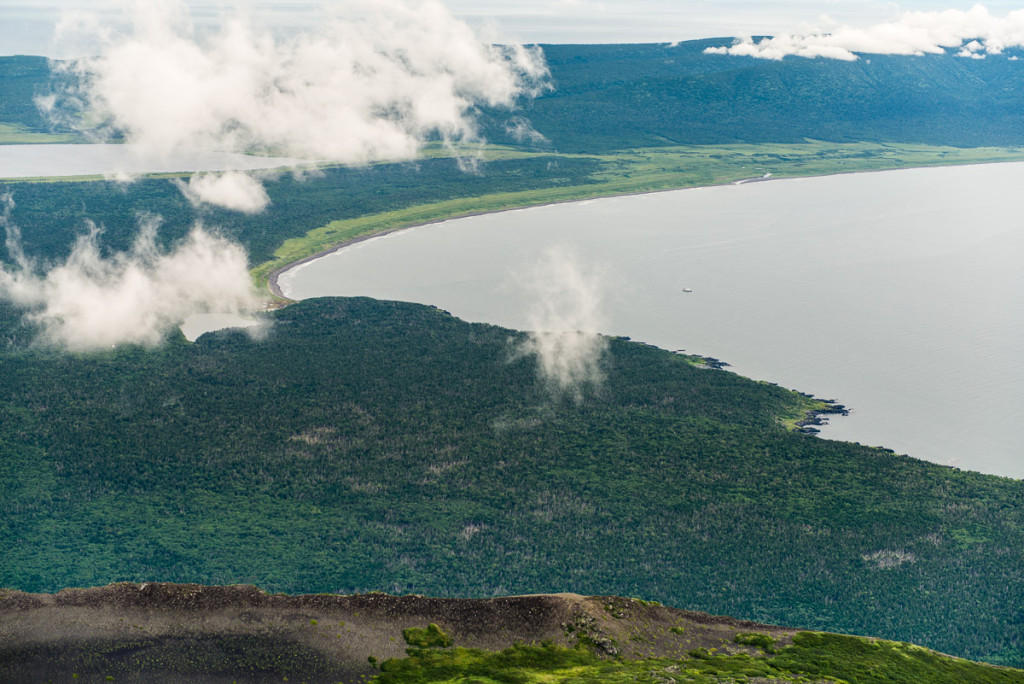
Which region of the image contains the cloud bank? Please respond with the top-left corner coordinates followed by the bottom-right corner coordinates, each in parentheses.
top-left (5, 0), bottom-right (550, 350)
top-left (705, 5), bottom-right (1024, 61)
top-left (56, 0), bottom-right (548, 163)
top-left (516, 245), bottom-right (608, 396)
top-left (0, 197), bottom-right (259, 351)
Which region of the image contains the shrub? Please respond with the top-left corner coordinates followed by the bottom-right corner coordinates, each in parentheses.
top-left (402, 623), bottom-right (453, 649)
top-left (734, 632), bottom-right (776, 653)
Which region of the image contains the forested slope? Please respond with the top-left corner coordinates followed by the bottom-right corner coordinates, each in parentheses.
top-left (483, 40), bottom-right (1024, 151)
top-left (2, 297), bottom-right (1023, 666)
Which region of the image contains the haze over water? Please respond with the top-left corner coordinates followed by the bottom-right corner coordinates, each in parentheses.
top-left (281, 163), bottom-right (1024, 479)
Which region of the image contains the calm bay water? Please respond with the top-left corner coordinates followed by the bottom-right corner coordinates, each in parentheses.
top-left (0, 144), bottom-right (311, 179)
top-left (280, 163), bottom-right (1024, 479)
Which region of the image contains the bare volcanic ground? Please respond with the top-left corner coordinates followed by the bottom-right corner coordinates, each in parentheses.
top-left (0, 583), bottom-right (796, 683)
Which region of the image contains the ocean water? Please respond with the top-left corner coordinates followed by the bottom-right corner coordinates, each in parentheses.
top-left (280, 163), bottom-right (1024, 479)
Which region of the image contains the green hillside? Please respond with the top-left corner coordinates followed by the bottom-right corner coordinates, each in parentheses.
top-left (482, 41), bottom-right (1024, 151)
top-left (2, 297), bottom-right (1023, 667)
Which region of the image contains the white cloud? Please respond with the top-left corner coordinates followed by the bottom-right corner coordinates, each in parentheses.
top-left (47, 0), bottom-right (547, 211)
top-left (174, 171), bottom-right (270, 213)
top-left (515, 245), bottom-right (608, 396)
top-left (56, 0), bottom-right (548, 162)
top-left (0, 200), bottom-right (259, 350)
top-left (6, 0), bottom-right (550, 346)
top-left (704, 5), bottom-right (1024, 61)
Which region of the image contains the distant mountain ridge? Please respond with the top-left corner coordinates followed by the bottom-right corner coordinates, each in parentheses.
top-left (7, 41), bottom-right (1024, 152)
top-left (489, 40), bottom-right (1024, 151)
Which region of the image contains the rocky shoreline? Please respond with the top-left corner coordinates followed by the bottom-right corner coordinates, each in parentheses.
top-left (794, 393), bottom-right (850, 435)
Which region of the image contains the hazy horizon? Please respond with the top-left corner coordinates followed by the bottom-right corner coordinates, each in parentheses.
top-left (5, 1), bottom-right (1024, 57)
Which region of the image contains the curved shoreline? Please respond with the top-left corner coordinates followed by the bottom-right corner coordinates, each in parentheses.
top-left (263, 159), bottom-right (1024, 477)
top-left (266, 158), bottom-right (1024, 300)
top-left (265, 173), bottom-right (855, 437)
top-left (267, 173), bottom-right (797, 299)
top-left (266, 175), bottom-right (789, 299)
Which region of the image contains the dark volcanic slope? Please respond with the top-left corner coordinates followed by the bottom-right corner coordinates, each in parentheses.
top-left (0, 583), bottom-right (792, 683)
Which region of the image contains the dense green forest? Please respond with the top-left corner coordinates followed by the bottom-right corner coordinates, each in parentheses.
top-left (2, 297), bottom-right (1023, 667)
top-left (0, 55), bottom-right (76, 142)
top-left (0, 56), bottom-right (56, 132)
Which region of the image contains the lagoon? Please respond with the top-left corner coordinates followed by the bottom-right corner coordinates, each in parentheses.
top-left (279, 163), bottom-right (1024, 479)
top-left (0, 144), bottom-right (311, 179)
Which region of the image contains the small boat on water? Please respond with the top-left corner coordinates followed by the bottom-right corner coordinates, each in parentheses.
top-left (682, 288), bottom-right (693, 293)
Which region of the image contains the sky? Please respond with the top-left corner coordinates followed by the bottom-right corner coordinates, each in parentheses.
top-left (4, 0), bottom-right (1024, 57)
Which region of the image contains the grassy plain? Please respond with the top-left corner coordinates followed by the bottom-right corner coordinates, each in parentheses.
top-left (252, 141), bottom-right (1024, 291)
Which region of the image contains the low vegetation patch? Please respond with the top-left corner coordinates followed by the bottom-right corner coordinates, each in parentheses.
top-left (733, 632), bottom-right (777, 653)
top-left (374, 633), bottom-right (1024, 684)
top-left (403, 624), bottom-right (453, 650)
